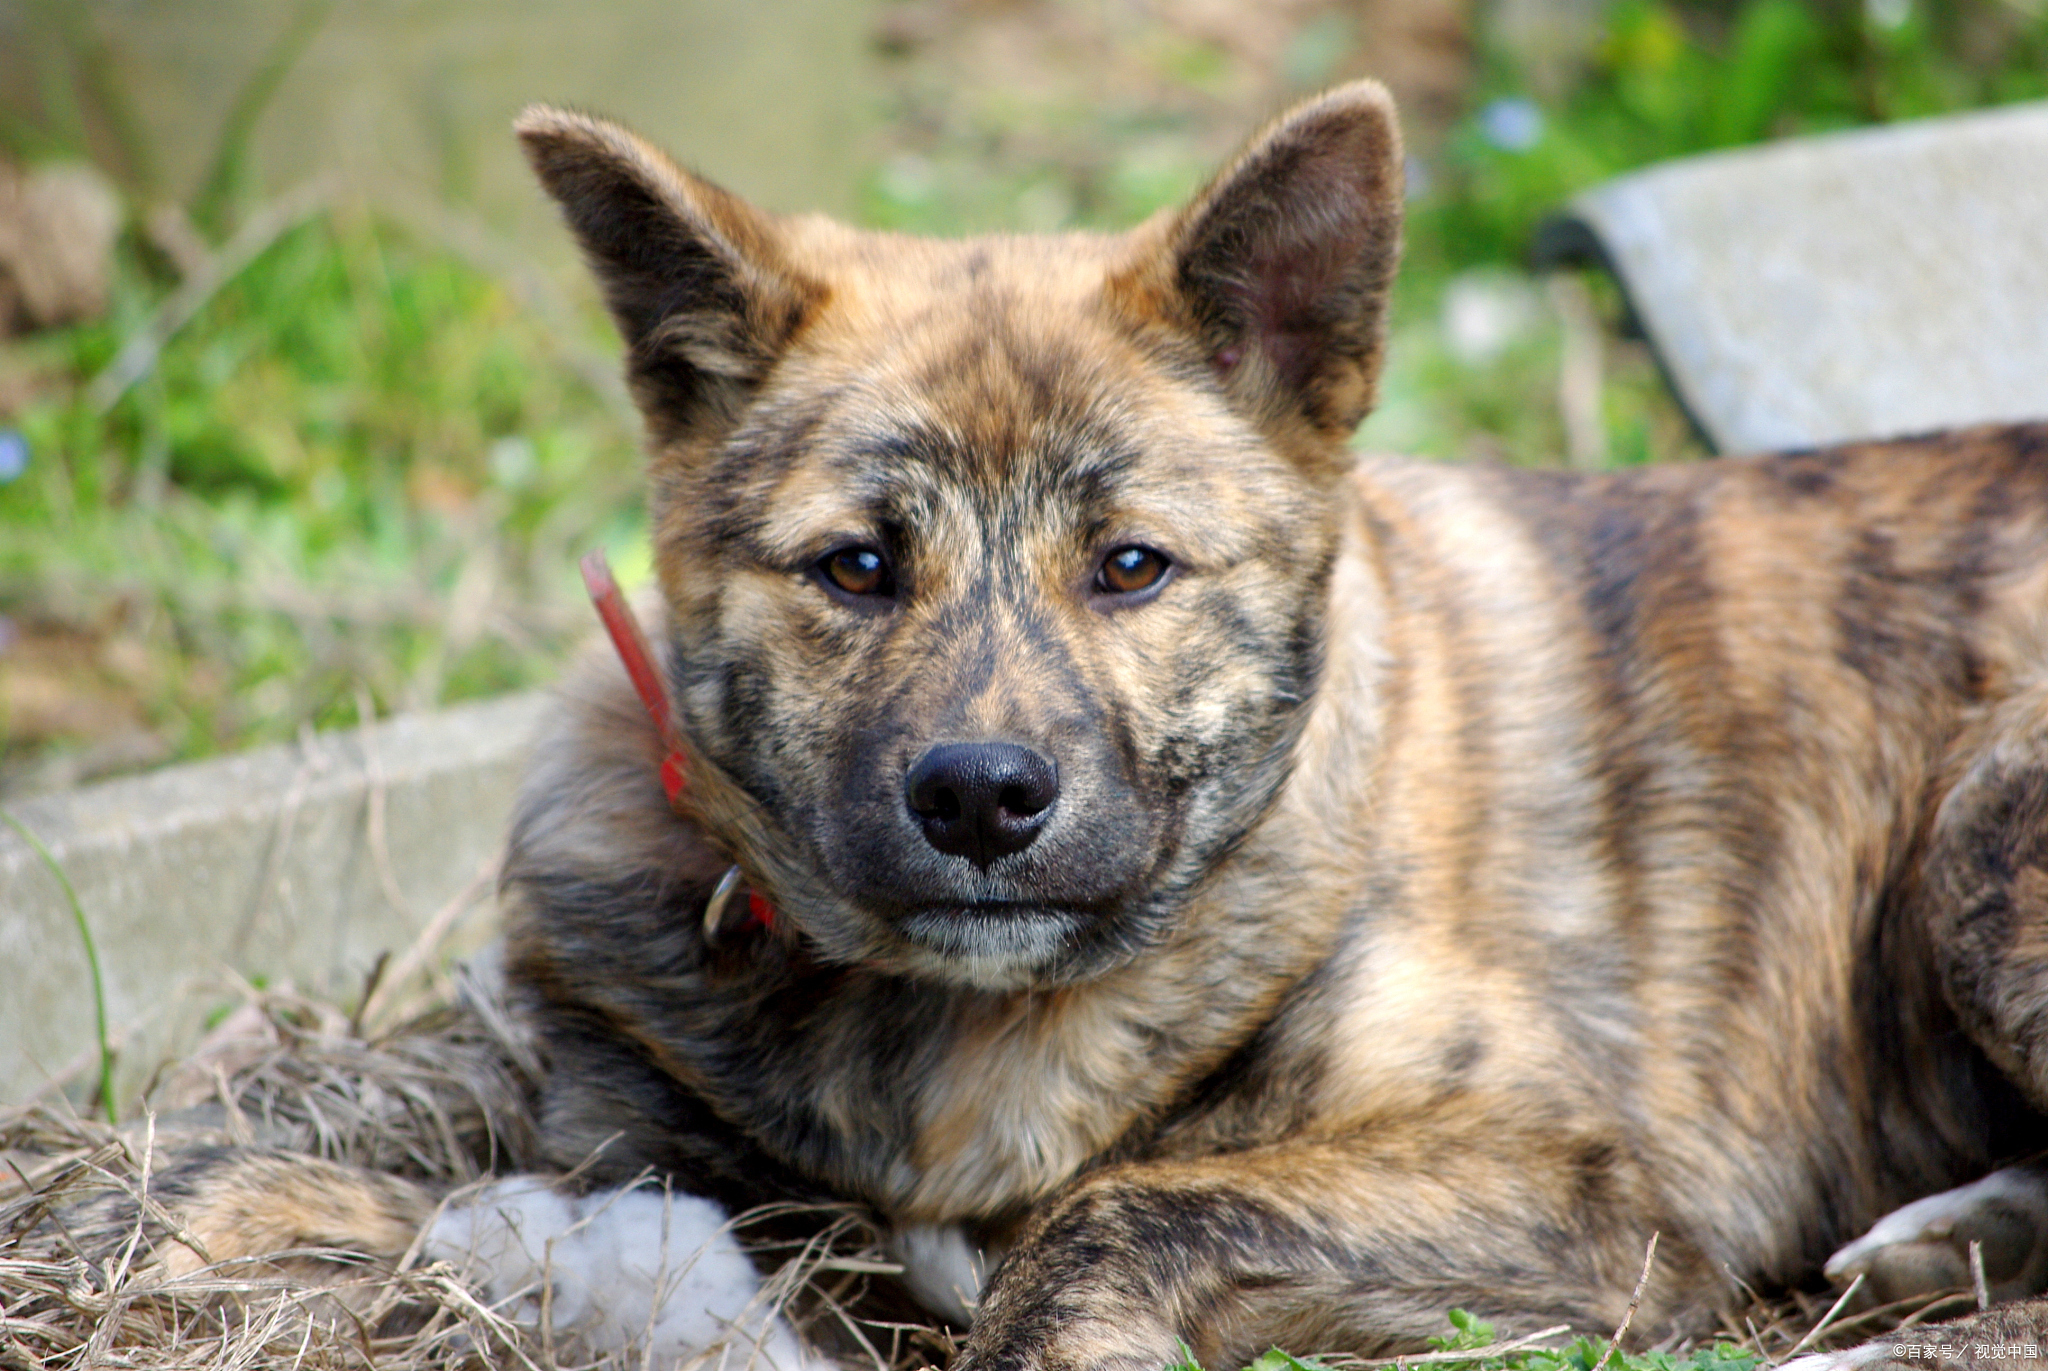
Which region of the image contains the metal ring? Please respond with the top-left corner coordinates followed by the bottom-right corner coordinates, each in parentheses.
top-left (703, 865), bottom-right (745, 946)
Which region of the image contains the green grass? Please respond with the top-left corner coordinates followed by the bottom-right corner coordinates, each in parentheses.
top-left (1173, 1312), bottom-right (1765, 1371)
top-left (1, 211), bottom-right (644, 778)
top-left (1408, 0), bottom-right (2048, 276)
top-left (0, 806), bottom-right (114, 1122)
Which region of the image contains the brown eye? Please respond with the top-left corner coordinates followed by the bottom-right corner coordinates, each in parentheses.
top-left (819, 546), bottom-right (893, 598)
top-left (1096, 545), bottom-right (1169, 596)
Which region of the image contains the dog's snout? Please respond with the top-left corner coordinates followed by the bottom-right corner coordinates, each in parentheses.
top-left (906, 742), bottom-right (1059, 866)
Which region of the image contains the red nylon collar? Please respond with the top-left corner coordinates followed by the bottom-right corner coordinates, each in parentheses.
top-left (580, 551), bottom-right (774, 936)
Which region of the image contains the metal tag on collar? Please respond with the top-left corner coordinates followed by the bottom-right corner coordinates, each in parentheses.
top-left (705, 866), bottom-right (744, 945)
top-left (704, 866), bottom-right (777, 945)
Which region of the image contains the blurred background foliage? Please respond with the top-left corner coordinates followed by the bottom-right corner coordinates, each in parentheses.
top-left (0, 0), bottom-right (2044, 794)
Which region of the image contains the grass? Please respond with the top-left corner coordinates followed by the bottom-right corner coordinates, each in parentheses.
top-left (1, 210), bottom-right (644, 788)
top-left (0, 807), bottom-right (114, 1124)
top-left (1199, 1322), bottom-right (1769, 1371)
top-left (1409, 0), bottom-right (2048, 274)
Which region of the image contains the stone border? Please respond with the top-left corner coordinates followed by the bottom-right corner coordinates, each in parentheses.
top-left (1533, 99), bottom-right (2048, 453)
top-left (0, 691), bottom-right (548, 1106)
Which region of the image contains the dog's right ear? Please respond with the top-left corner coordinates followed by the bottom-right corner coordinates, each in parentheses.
top-left (516, 106), bottom-right (821, 443)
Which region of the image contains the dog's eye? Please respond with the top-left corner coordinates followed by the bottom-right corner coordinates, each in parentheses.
top-left (1096, 545), bottom-right (1170, 596)
top-left (818, 546), bottom-right (894, 599)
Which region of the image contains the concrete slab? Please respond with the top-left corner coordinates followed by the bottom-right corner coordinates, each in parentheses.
top-left (0, 690), bottom-right (548, 1106)
top-left (1534, 100), bottom-right (2048, 453)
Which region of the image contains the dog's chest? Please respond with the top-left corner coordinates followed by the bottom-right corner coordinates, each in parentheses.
top-left (825, 946), bottom-right (1308, 1220)
top-left (832, 982), bottom-right (1175, 1218)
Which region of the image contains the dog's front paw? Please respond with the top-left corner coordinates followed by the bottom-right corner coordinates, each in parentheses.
top-left (1826, 1168), bottom-right (2048, 1305)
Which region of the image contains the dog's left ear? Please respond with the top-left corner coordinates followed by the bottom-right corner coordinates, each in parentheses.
top-left (1114, 81), bottom-right (1404, 450)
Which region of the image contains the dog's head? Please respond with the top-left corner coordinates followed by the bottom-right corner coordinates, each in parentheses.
top-left (519, 85), bottom-right (1402, 989)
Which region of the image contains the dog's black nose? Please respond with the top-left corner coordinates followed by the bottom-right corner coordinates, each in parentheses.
top-left (905, 742), bottom-right (1059, 866)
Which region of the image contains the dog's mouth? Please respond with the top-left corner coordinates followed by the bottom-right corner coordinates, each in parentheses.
top-left (888, 901), bottom-right (1101, 987)
top-left (756, 821), bottom-right (1207, 988)
top-left (897, 901), bottom-right (1092, 938)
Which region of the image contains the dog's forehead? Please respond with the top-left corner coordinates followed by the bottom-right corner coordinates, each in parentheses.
top-left (809, 238), bottom-right (1126, 392)
top-left (763, 228), bottom-right (1243, 476)
top-left (784, 219), bottom-right (1128, 316)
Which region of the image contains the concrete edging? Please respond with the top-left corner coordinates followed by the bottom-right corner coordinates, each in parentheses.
top-left (0, 690), bottom-right (548, 1106)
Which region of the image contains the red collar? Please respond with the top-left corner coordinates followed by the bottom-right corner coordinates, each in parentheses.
top-left (581, 551), bottom-right (774, 937)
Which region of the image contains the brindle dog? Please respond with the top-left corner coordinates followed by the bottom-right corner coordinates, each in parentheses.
top-left (65, 82), bottom-right (2048, 1369)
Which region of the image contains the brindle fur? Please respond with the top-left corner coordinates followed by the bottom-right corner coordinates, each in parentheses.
top-left (66, 84), bottom-right (2048, 1367)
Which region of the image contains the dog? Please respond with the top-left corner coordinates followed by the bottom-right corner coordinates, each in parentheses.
top-left (54, 81), bottom-right (2048, 1369)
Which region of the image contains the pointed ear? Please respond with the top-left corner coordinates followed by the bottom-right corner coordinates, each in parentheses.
top-left (515, 105), bottom-right (822, 442)
top-left (1116, 81), bottom-right (1404, 448)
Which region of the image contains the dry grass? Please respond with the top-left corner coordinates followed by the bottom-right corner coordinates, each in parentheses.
top-left (1703, 1285), bottom-right (1981, 1366)
top-left (0, 967), bottom-right (952, 1371)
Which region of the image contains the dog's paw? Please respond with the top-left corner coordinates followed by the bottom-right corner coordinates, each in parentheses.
top-left (1826, 1168), bottom-right (2048, 1305)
